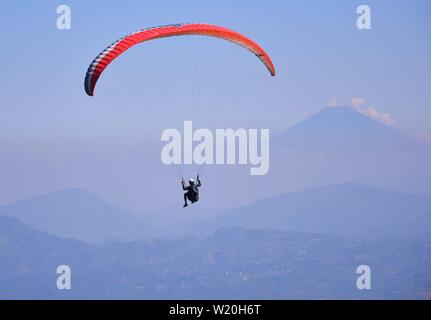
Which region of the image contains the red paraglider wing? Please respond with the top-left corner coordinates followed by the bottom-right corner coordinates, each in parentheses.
top-left (84, 23), bottom-right (275, 96)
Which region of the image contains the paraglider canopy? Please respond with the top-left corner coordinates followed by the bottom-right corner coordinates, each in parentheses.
top-left (84, 23), bottom-right (275, 96)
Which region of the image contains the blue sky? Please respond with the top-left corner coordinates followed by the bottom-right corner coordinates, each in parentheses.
top-left (0, 0), bottom-right (430, 208)
top-left (1, 0), bottom-right (430, 137)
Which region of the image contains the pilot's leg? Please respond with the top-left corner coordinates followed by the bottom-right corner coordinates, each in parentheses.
top-left (183, 192), bottom-right (189, 207)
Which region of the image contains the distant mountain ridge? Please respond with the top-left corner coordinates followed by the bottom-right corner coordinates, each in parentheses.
top-left (2, 183), bottom-right (430, 242)
top-left (0, 215), bottom-right (92, 299)
top-left (263, 105), bottom-right (431, 198)
top-left (0, 215), bottom-right (430, 299)
top-left (272, 106), bottom-right (418, 153)
top-left (215, 183), bottom-right (431, 241)
top-left (0, 188), bottom-right (148, 244)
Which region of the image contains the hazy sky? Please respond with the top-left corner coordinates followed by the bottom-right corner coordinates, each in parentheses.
top-left (1, 0), bottom-right (430, 133)
top-left (0, 0), bottom-right (430, 208)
